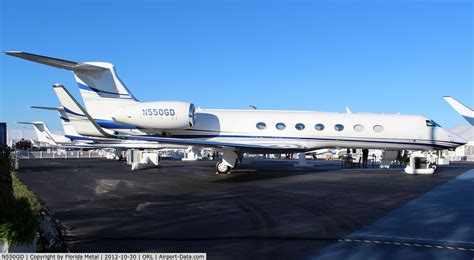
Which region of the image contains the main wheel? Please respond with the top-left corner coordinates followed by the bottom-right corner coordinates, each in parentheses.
top-left (216, 161), bottom-right (231, 174)
top-left (429, 163), bottom-right (438, 171)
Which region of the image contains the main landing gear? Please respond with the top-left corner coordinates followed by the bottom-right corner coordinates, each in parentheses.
top-left (215, 149), bottom-right (241, 175)
top-left (216, 161), bottom-right (232, 174)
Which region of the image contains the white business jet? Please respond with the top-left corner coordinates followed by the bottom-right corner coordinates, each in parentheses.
top-left (17, 121), bottom-right (78, 146)
top-left (6, 51), bottom-right (467, 174)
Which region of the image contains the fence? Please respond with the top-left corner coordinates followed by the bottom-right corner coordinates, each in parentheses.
top-left (15, 150), bottom-right (102, 159)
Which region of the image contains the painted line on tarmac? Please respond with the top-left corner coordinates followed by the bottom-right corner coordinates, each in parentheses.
top-left (338, 238), bottom-right (474, 252)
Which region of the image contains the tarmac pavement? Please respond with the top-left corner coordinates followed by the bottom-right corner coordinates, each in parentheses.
top-left (16, 158), bottom-right (473, 259)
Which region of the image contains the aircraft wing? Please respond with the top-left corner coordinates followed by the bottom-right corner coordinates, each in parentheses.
top-left (4, 51), bottom-right (105, 71)
top-left (53, 84), bottom-right (307, 153)
top-left (117, 135), bottom-right (307, 153)
top-left (443, 96), bottom-right (474, 125)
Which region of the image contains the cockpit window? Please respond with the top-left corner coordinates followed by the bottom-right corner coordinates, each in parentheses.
top-left (426, 120), bottom-right (441, 127)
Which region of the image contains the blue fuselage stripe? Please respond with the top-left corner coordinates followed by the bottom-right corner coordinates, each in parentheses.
top-left (78, 83), bottom-right (132, 99)
top-left (176, 135), bottom-right (460, 148)
top-left (135, 132), bottom-right (461, 149)
top-left (65, 135), bottom-right (94, 141)
top-left (63, 107), bottom-right (85, 117)
top-left (96, 119), bottom-right (138, 129)
top-left (59, 116), bottom-right (70, 122)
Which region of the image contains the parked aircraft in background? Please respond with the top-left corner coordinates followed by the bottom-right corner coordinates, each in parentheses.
top-left (6, 51), bottom-right (467, 174)
top-left (18, 121), bottom-right (76, 146)
top-left (30, 106), bottom-right (94, 142)
top-left (443, 96), bottom-right (474, 125)
top-left (18, 119), bottom-right (177, 150)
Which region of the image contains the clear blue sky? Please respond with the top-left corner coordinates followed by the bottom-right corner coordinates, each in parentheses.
top-left (1, 0), bottom-right (472, 132)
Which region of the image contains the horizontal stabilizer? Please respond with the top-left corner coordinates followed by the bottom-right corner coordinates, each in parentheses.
top-left (4, 51), bottom-right (105, 71)
top-left (30, 106), bottom-right (62, 111)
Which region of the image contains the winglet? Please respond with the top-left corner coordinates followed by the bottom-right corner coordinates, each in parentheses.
top-left (345, 106), bottom-right (352, 114)
top-left (443, 96), bottom-right (474, 125)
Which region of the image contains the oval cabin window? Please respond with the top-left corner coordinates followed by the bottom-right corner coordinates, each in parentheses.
top-left (334, 124), bottom-right (344, 131)
top-left (315, 124), bottom-right (325, 131)
top-left (354, 124), bottom-right (364, 132)
top-left (373, 125), bottom-right (384, 133)
top-left (276, 123), bottom-right (286, 130)
top-left (256, 122), bottom-right (266, 130)
top-left (295, 123), bottom-right (305, 130)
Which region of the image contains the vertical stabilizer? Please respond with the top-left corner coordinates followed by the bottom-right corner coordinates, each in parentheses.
top-left (74, 62), bottom-right (139, 119)
top-left (18, 121), bottom-right (57, 146)
top-left (57, 108), bottom-right (81, 136)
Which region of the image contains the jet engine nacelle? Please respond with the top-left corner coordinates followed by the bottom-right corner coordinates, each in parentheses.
top-left (111, 101), bottom-right (195, 130)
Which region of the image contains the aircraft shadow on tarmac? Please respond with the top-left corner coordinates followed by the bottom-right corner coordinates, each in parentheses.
top-left (212, 166), bottom-right (336, 183)
top-left (211, 160), bottom-right (388, 183)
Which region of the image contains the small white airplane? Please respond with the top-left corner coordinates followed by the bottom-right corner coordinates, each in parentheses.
top-left (6, 51), bottom-right (467, 174)
top-left (18, 118), bottom-right (180, 150)
top-left (17, 121), bottom-right (78, 146)
top-left (443, 96), bottom-right (474, 126)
